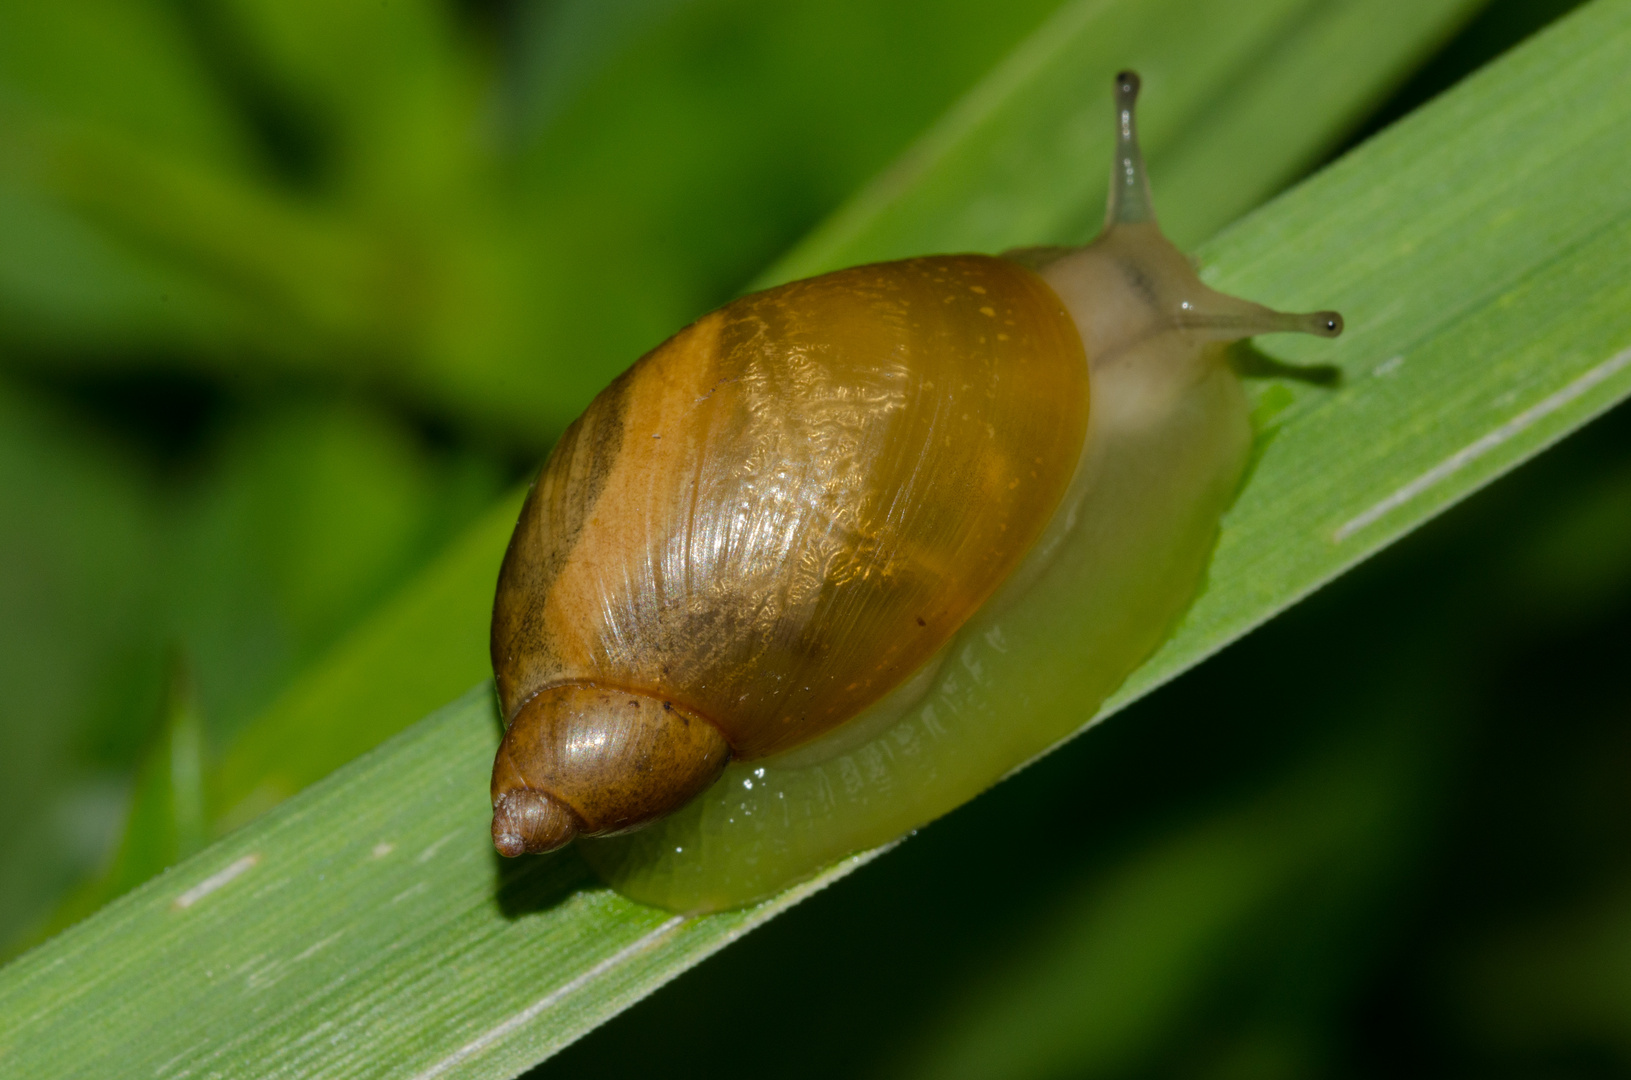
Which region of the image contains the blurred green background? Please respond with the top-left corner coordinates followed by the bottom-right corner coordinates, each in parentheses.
top-left (2, 0), bottom-right (1626, 1075)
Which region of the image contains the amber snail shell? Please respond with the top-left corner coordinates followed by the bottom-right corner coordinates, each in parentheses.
top-left (489, 71), bottom-right (1341, 858)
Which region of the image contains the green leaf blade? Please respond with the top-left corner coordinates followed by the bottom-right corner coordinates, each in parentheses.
top-left (6, 1), bottom-right (1630, 1077)
top-left (0, 688), bottom-right (870, 1079)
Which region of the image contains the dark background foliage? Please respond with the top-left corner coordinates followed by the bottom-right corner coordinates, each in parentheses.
top-left (3, 1), bottom-right (1624, 1076)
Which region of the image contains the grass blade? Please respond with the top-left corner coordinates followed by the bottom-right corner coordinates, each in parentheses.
top-left (0, 687), bottom-right (875, 1079)
top-left (5, 1), bottom-right (1629, 1077)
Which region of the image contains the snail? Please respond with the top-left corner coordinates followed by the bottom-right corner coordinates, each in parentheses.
top-left (490, 72), bottom-right (1341, 908)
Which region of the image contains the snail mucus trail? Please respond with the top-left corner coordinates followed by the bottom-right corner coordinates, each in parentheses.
top-left (489, 71), bottom-right (1341, 873)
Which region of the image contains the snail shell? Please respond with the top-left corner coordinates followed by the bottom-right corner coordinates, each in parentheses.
top-left (491, 256), bottom-right (1089, 851)
top-left (489, 72), bottom-right (1341, 878)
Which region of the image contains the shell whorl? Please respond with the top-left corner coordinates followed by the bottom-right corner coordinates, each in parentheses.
top-left (490, 683), bottom-right (731, 853)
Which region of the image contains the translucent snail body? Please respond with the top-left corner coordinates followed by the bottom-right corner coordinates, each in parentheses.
top-left (491, 72), bottom-right (1340, 910)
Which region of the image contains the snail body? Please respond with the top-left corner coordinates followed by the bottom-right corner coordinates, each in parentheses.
top-left (491, 73), bottom-right (1341, 909)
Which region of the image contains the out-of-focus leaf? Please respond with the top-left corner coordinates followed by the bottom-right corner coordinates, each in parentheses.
top-left (3, 3), bottom-right (1627, 1075)
top-left (884, 720), bottom-right (1428, 1080)
top-left (1504, 458), bottom-right (1631, 619)
top-left (211, 490), bottom-right (523, 832)
top-left (37, 659), bottom-right (210, 947)
top-left (120, 663), bottom-right (209, 874)
top-left (204, 0), bottom-right (482, 203)
top-left (0, 0), bottom-right (507, 415)
top-left (0, 1), bottom-right (1070, 438)
top-left (0, 0), bottom-right (251, 164)
top-left (0, 0), bottom-right (1473, 437)
top-left (0, 104), bottom-right (401, 368)
top-left (0, 376), bottom-right (163, 951)
top-left (15, 400), bottom-right (504, 943)
top-left (0, 0), bottom-right (276, 354)
top-left (165, 400), bottom-right (503, 742)
top-left (1455, 878), bottom-right (1631, 1063)
top-left (507, 0), bottom-right (1068, 418)
top-left (511, 0), bottom-right (689, 132)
